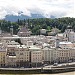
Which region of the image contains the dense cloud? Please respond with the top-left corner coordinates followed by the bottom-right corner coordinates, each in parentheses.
top-left (0, 0), bottom-right (74, 19)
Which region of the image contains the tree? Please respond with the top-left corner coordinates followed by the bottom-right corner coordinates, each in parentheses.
top-left (61, 24), bottom-right (67, 32)
top-left (15, 39), bottom-right (23, 45)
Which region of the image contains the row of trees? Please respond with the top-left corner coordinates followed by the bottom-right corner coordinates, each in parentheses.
top-left (0, 20), bottom-right (19, 34)
top-left (0, 17), bottom-right (75, 35)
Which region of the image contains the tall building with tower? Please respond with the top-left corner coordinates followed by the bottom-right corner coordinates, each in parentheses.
top-left (64, 26), bottom-right (73, 38)
top-left (64, 26), bottom-right (75, 42)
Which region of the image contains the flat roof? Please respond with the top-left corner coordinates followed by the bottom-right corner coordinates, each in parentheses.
top-left (0, 48), bottom-right (6, 52)
top-left (9, 56), bottom-right (16, 58)
top-left (29, 46), bottom-right (41, 50)
top-left (59, 42), bottom-right (72, 44)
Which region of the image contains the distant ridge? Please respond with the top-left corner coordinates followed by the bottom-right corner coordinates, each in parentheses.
top-left (4, 14), bottom-right (45, 22)
top-left (4, 14), bottom-right (55, 22)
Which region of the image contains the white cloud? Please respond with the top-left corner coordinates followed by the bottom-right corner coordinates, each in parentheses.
top-left (0, 0), bottom-right (74, 19)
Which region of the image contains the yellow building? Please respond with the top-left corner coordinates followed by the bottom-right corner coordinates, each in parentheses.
top-left (0, 48), bottom-right (6, 67)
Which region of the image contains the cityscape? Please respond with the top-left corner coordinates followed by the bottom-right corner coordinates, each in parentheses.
top-left (0, 24), bottom-right (75, 68)
top-left (0, 0), bottom-right (74, 74)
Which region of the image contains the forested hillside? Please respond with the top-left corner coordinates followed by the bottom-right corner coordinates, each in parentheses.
top-left (0, 17), bottom-right (75, 35)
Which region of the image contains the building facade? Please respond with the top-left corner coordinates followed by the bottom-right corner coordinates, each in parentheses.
top-left (29, 46), bottom-right (43, 67)
top-left (0, 48), bottom-right (6, 67)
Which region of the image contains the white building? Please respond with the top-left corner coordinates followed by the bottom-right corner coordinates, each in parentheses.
top-left (57, 48), bottom-right (75, 63)
top-left (40, 29), bottom-right (46, 34)
top-left (42, 47), bottom-right (52, 64)
top-left (15, 45), bottom-right (30, 67)
top-left (29, 46), bottom-right (43, 67)
top-left (6, 44), bottom-right (30, 67)
top-left (63, 26), bottom-right (75, 42)
top-left (64, 26), bottom-right (73, 38)
top-left (27, 41), bottom-right (33, 47)
top-left (59, 42), bottom-right (73, 49)
top-left (6, 55), bottom-right (16, 67)
top-left (68, 32), bottom-right (75, 42)
top-left (42, 46), bottom-right (75, 64)
top-left (31, 51), bottom-right (42, 63)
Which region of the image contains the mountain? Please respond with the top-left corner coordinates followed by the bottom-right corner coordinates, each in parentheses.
top-left (4, 14), bottom-right (45, 22)
top-left (4, 14), bottom-right (55, 22)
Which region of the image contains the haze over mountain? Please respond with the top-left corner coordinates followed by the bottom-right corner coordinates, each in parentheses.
top-left (0, 0), bottom-right (74, 21)
top-left (4, 14), bottom-right (56, 22)
top-left (4, 14), bottom-right (45, 22)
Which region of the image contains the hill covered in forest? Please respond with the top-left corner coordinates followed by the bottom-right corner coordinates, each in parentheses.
top-left (0, 17), bottom-right (74, 35)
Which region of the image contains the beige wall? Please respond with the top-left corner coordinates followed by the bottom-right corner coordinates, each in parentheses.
top-left (31, 51), bottom-right (42, 63)
top-left (15, 48), bottom-right (30, 62)
top-left (43, 49), bottom-right (52, 63)
top-left (42, 48), bottom-right (75, 63)
top-left (0, 51), bottom-right (6, 67)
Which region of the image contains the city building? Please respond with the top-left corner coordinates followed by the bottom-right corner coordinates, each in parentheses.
top-left (0, 24), bottom-right (75, 68)
top-left (15, 45), bottom-right (30, 67)
top-left (42, 47), bottom-right (52, 64)
top-left (6, 44), bottom-right (30, 67)
top-left (17, 26), bottom-right (31, 37)
top-left (0, 48), bottom-right (6, 67)
top-left (29, 46), bottom-right (43, 67)
top-left (40, 29), bottom-right (46, 35)
top-left (59, 42), bottom-right (73, 49)
top-left (68, 31), bottom-right (75, 42)
top-left (63, 25), bottom-right (75, 42)
top-left (57, 48), bottom-right (75, 63)
top-left (48, 27), bottom-right (60, 36)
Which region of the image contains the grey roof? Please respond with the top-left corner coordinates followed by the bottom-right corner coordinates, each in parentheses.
top-left (18, 26), bottom-right (29, 33)
top-left (0, 48), bottom-right (6, 52)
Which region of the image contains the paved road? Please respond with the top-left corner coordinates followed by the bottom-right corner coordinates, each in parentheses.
top-left (1, 62), bottom-right (75, 71)
top-left (0, 67), bottom-right (41, 70)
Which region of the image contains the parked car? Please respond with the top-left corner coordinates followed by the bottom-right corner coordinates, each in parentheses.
top-left (43, 64), bottom-right (48, 66)
top-left (53, 63), bottom-right (58, 66)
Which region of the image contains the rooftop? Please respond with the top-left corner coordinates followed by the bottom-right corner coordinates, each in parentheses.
top-left (7, 41), bottom-right (20, 45)
top-left (59, 42), bottom-right (72, 45)
top-left (0, 48), bottom-right (6, 52)
top-left (29, 45), bottom-right (41, 50)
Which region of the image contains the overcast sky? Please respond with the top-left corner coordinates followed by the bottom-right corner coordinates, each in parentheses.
top-left (0, 0), bottom-right (74, 19)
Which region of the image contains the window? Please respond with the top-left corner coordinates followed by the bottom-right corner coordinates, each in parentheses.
top-left (20, 53), bottom-right (23, 55)
top-left (27, 57), bottom-right (29, 59)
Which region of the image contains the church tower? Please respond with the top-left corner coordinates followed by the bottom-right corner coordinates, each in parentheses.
top-left (64, 25), bottom-right (73, 38)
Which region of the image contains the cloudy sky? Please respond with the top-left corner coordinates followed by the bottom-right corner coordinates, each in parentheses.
top-left (0, 0), bottom-right (74, 19)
